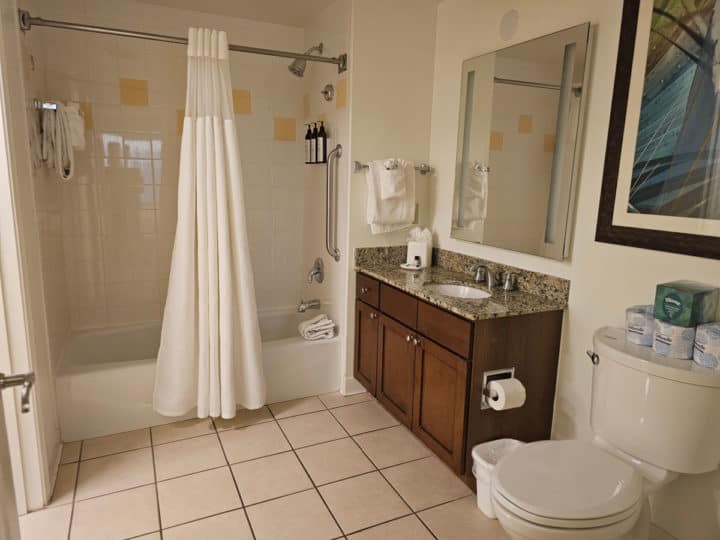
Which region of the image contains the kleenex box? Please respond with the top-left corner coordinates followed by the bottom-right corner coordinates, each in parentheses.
top-left (653, 281), bottom-right (718, 328)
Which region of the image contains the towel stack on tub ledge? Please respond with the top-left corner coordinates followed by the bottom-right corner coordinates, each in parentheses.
top-left (299, 314), bottom-right (336, 340)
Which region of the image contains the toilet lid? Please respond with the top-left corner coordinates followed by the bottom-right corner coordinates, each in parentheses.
top-left (493, 440), bottom-right (642, 521)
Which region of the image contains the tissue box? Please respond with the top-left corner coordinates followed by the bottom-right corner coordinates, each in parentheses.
top-left (653, 281), bottom-right (718, 328)
top-left (693, 323), bottom-right (720, 369)
top-left (406, 241), bottom-right (431, 269)
top-left (653, 320), bottom-right (696, 359)
top-left (625, 305), bottom-right (654, 346)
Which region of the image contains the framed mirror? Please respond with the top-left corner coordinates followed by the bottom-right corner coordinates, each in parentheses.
top-left (451, 23), bottom-right (590, 260)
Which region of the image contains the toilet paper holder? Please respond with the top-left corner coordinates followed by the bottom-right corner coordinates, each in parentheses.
top-left (481, 368), bottom-right (515, 410)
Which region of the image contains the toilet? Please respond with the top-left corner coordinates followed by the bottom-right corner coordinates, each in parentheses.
top-left (490, 326), bottom-right (720, 540)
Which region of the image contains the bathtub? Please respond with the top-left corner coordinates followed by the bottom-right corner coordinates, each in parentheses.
top-left (56, 310), bottom-right (341, 441)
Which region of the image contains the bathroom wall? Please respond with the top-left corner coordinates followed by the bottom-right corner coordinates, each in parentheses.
top-left (428, 1), bottom-right (720, 538)
top-left (32, 0), bottom-right (308, 328)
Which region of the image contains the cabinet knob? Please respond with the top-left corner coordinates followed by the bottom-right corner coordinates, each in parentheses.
top-left (412, 337), bottom-right (420, 347)
top-left (406, 334), bottom-right (412, 342)
top-left (369, 312), bottom-right (378, 319)
top-left (360, 287), bottom-right (369, 294)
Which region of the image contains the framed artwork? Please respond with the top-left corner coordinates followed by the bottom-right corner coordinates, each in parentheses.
top-left (597, 0), bottom-right (720, 259)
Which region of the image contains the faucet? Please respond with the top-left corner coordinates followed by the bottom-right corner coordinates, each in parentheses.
top-left (473, 264), bottom-right (500, 288)
top-left (297, 299), bottom-right (321, 313)
top-left (307, 257), bottom-right (324, 284)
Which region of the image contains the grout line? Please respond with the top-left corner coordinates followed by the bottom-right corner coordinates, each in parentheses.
top-left (213, 425), bottom-right (258, 540)
top-left (148, 429), bottom-right (164, 539)
top-left (158, 505), bottom-right (243, 533)
top-left (78, 444), bottom-right (153, 463)
top-left (66, 440), bottom-right (83, 540)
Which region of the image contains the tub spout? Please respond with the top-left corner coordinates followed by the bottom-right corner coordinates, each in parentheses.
top-left (297, 299), bottom-right (321, 313)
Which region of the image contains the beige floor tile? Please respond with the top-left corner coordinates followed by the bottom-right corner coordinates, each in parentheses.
top-left (60, 441), bottom-right (81, 464)
top-left (231, 451), bottom-right (311, 505)
top-left (319, 472), bottom-right (410, 534)
top-left (319, 391), bottom-right (373, 409)
top-left (133, 534), bottom-right (161, 540)
top-left (246, 489), bottom-right (341, 540)
top-left (269, 396), bottom-right (326, 418)
top-left (383, 456), bottom-right (471, 511)
top-left (49, 463), bottom-right (77, 507)
top-left (20, 505), bottom-right (72, 540)
top-left (214, 406), bottom-right (273, 431)
top-left (278, 410), bottom-right (346, 448)
top-left (354, 425), bottom-right (432, 469)
top-left (81, 428), bottom-right (150, 460)
top-left (154, 433), bottom-right (226, 481)
top-left (296, 437), bottom-right (374, 485)
top-left (75, 447), bottom-right (155, 500)
top-left (419, 495), bottom-right (509, 539)
top-left (157, 467), bottom-right (241, 527)
top-left (219, 421), bottom-right (290, 463)
top-left (348, 515), bottom-right (435, 539)
top-left (331, 400), bottom-right (398, 435)
top-left (163, 509), bottom-right (253, 540)
top-left (151, 418), bottom-right (215, 445)
top-left (71, 484), bottom-right (158, 540)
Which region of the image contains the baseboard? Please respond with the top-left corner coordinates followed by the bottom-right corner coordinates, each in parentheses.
top-left (650, 523), bottom-right (678, 540)
top-left (341, 377), bottom-right (366, 395)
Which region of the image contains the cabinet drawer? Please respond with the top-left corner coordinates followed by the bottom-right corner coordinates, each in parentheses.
top-left (417, 301), bottom-right (472, 358)
top-left (380, 284), bottom-right (418, 329)
top-left (356, 273), bottom-right (380, 308)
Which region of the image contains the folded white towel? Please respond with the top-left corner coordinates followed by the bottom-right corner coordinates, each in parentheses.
top-left (456, 164), bottom-right (488, 229)
top-left (299, 314), bottom-right (336, 341)
top-left (64, 102), bottom-right (86, 150)
top-left (41, 103), bottom-right (74, 180)
top-left (366, 159), bottom-right (416, 235)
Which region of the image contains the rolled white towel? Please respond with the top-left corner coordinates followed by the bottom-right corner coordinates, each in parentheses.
top-left (299, 314), bottom-right (336, 340)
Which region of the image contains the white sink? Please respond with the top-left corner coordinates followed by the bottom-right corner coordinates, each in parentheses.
top-left (424, 283), bottom-right (491, 300)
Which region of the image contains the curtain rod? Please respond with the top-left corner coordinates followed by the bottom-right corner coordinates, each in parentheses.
top-left (17, 10), bottom-right (348, 73)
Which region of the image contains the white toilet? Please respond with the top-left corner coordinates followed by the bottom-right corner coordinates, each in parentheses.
top-left (490, 326), bottom-right (720, 540)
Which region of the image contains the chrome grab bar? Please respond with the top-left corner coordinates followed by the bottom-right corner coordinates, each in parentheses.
top-left (326, 144), bottom-right (342, 262)
top-left (0, 372), bottom-right (35, 413)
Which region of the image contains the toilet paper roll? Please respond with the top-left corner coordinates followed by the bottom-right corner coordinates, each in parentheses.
top-left (653, 319), bottom-right (696, 359)
top-left (625, 305), bottom-right (654, 346)
top-left (693, 323), bottom-right (720, 369)
top-left (487, 379), bottom-right (526, 411)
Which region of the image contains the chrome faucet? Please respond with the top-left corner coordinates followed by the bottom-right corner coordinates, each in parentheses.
top-left (307, 257), bottom-right (324, 284)
top-left (297, 299), bottom-right (321, 313)
top-left (502, 272), bottom-right (519, 291)
top-left (473, 264), bottom-right (501, 288)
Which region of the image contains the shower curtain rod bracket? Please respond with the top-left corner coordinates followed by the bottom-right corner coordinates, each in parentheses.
top-left (17, 9), bottom-right (348, 73)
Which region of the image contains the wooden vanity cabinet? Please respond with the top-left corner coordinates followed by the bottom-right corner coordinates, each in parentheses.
top-left (354, 300), bottom-right (380, 395)
top-left (376, 314), bottom-right (417, 426)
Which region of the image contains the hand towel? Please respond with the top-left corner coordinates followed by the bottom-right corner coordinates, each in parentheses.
top-left (298, 314), bottom-right (336, 341)
top-left (41, 103), bottom-right (74, 180)
top-left (457, 164), bottom-right (488, 228)
top-left (64, 102), bottom-right (86, 150)
top-left (366, 159), bottom-right (416, 235)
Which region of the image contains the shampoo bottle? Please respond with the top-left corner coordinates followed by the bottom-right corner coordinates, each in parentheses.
top-left (310, 122), bottom-right (318, 163)
top-left (304, 124), bottom-right (312, 164)
top-left (318, 121), bottom-right (327, 163)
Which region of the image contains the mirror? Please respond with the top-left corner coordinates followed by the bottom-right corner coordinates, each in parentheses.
top-left (451, 23), bottom-right (590, 260)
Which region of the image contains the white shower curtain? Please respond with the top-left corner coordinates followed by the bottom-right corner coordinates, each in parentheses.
top-left (154, 28), bottom-right (266, 419)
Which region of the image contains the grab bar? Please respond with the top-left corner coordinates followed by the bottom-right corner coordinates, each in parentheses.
top-left (326, 144), bottom-right (342, 262)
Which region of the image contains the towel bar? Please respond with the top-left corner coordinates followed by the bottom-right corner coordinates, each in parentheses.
top-left (352, 160), bottom-right (433, 175)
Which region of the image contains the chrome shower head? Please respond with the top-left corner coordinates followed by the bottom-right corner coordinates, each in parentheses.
top-left (288, 43), bottom-right (323, 77)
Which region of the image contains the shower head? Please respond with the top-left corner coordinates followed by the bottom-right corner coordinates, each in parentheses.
top-left (288, 43), bottom-right (324, 77)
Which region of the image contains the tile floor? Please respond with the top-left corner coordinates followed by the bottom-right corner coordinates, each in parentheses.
top-left (20, 392), bottom-right (508, 540)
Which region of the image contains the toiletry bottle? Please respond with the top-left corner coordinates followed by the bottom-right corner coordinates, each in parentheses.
top-left (304, 124), bottom-right (312, 164)
top-left (311, 122), bottom-right (319, 164)
top-left (318, 121), bottom-right (327, 163)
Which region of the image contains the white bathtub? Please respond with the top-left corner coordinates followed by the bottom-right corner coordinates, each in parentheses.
top-left (56, 310), bottom-right (341, 441)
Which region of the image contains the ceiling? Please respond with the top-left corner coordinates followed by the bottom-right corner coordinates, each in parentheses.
top-left (135, 0), bottom-right (338, 28)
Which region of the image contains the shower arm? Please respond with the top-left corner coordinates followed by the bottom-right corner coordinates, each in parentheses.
top-left (326, 145), bottom-right (342, 262)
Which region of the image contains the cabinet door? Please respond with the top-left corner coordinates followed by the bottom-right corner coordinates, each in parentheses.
top-left (377, 315), bottom-right (416, 427)
top-left (355, 300), bottom-right (379, 395)
top-left (412, 338), bottom-right (468, 474)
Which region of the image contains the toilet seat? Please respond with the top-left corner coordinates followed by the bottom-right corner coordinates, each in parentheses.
top-left (492, 440), bottom-right (643, 529)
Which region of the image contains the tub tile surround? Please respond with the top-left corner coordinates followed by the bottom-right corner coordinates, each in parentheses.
top-left (355, 246), bottom-right (569, 320)
top-left (23, 392), bottom-right (508, 540)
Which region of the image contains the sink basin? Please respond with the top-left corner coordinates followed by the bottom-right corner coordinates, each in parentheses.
top-left (424, 283), bottom-right (491, 300)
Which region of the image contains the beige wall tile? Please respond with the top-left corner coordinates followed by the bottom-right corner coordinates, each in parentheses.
top-left (232, 89), bottom-right (251, 114)
top-left (303, 93), bottom-right (310, 119)
top-left (489, 130), bottom-right (504, 151)
top-left (336, 78), bottom-right (347, 109)
top-left (119, 78), bottom-right (149, 107)
top-left (544, 133), bottom-right (555, 153)
top-left (273, 116), bottom-right (296, 141)
top-left (518, 114), bottom-right (533, 134)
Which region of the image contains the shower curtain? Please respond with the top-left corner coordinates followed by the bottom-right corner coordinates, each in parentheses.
top-left (154, 28), bottom-right (266, 419)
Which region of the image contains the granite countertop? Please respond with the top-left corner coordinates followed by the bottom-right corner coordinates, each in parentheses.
top-left (356, 260), bottom-right (568, 321)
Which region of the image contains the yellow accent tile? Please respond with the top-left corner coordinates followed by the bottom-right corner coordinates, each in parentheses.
top-left (79, 102), bottom-right (93, 130)
top-left (489, 131), bottom-right (504, 151)
top-left (273, 117), bottom-right (296, 142)
top-left (232, 89), bottom-right (251, 114)
top-left (176, 109), bottom-right (185, 136)
top-left (303, 94), bottom-right (310, 119)
top-left (119, 78), bottom-right (149, 107)
top-left (544, 134), bottom-right (556, 153)
top-left (518, 114), bottom-right (533, 134)
top-left (336, 78), bottom-right (347, 109)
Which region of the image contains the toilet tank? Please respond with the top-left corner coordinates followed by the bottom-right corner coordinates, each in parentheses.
top-left (591, 327), bottom-right (720, 474)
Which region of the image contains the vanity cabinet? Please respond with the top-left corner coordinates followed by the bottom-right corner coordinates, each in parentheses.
top-left (377, 315), bottom-right (417, 426)
top-left (354, 301), bottom-right (379, 395)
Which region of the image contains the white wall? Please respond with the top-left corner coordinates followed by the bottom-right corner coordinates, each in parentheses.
top-left (429, 1), bottom-right (720, 538)
top-left (341, 0), bottom-right (438, 392)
